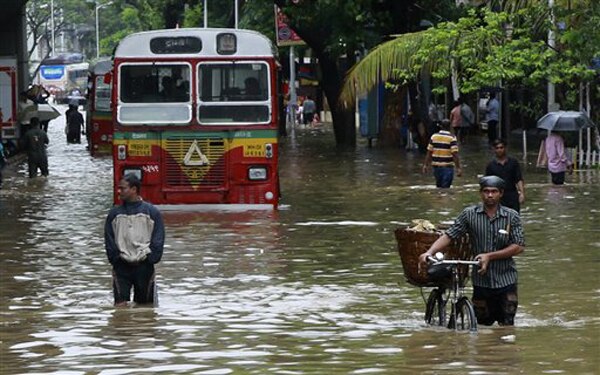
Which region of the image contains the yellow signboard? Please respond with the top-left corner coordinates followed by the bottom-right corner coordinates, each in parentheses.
top-left (244, 144), bottom-right (265, 157)
top-left (129, 142), bottom-right (152, 156)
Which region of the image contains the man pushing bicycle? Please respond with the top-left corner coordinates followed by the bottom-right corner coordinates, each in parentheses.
top-left (418, 176), bottom-right (525, 326)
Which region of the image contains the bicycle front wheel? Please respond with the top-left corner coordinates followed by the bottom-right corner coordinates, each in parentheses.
top-left (448, 297), bottom-right (477, 332)
top-left (425, 288), bottom-right (446, 327)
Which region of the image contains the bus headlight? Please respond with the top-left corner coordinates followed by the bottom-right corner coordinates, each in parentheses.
top-left (117, 145), bottom-right (126, 160)
top-left (248, 167), bottom-right (267, 181)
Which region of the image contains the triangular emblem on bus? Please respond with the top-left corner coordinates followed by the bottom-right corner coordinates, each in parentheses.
top-left (183, 140), bottom-right (210, 166)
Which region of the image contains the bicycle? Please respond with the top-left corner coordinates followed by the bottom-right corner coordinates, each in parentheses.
top-left (424, 252), bottom-right (480, 332)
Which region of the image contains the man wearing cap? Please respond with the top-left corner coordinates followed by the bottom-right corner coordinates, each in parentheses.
top-left (422, 119), bottom-right (462, 188)
top-left (418, 176), bottom-right (525, 326)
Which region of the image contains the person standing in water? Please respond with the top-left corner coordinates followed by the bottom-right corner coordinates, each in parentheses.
top-left (104, 174), bottom-right (165, 307)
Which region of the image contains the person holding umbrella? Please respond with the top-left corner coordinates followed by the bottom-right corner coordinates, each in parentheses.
top-left (536, 111), bottom-right (593, 185)
top-left (545, 131), bottom-right (572, 185)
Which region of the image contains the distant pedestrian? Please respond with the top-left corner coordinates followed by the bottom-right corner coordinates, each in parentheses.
top-left (485, 92), bottom-right (500, 144)
top-left (22, 117), bottom-right (49, 178)
top-left (485, 139), bottom-right (525, 212)
top-left (545, 131), bottom-right (572, 185)
top-left (104, 174), bottom-right (165, 307)
top-left (65, 102), bottom-right (84, 144)
top-left (449, 100), bottom-right (462, 139)
top-left (302, 96), bottom-right (316, 125)
top-left (422, 119), bottom-right (462, 188)
top-left (460, 100), bottom-right (475, 143)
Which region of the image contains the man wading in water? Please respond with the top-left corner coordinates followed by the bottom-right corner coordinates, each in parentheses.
top-left (419, 176), bottom-right (525, 326)
top-left (104, 174), bottom-right (165, 307)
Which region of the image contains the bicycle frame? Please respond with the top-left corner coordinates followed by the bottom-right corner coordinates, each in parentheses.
top-left (426, 255), bottom-right (480, 332)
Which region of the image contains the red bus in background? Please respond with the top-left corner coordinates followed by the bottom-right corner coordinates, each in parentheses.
top-left (110, 28), bottom-right (280, 209)
top-left (86, 59), bottom-right (113, 156)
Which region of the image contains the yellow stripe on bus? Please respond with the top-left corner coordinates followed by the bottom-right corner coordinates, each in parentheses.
top-left (114, 138), bottom-right (277, 157)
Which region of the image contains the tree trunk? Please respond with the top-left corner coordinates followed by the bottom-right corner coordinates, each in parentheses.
top-left (331, 105), bottom-right (356, 147)
top-left (163, 0), bottom-right (186, 28)
top-left (318, 53), bottom-right (356, 147)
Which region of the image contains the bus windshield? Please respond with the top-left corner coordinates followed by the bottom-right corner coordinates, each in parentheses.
top-left (120, 64), bottom-right (190, 103)
top-left (198, 62), bottom-right (270, 124)
top-left (118, 63), bottom-right (192, 124)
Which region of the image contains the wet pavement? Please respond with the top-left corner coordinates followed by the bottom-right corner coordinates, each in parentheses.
top-left (1, 109), bottom-right (599, 374)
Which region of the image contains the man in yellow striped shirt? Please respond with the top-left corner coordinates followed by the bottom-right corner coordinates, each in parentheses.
top-left (422, 119), bottom-right (462, 188)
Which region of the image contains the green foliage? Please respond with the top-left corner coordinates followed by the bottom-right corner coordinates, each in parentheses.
top-left (341, 2), bottom-right (599, 115)
top-left (182, 2), bottom-right (203, 28)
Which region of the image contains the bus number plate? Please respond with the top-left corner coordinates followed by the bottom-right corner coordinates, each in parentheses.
top-left (129, 142), bottom-right (151, 156)
top-left (244, 144), bottom-right (265, 157)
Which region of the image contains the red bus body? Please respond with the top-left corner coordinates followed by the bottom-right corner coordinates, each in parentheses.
top-left (111, 28), bottom-right (280, 209)
top-left (86, 60), bottom-right (113, 156)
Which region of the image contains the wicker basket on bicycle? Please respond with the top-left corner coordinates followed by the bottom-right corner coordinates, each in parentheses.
top-left (395, 225), bottom-right (472, 288)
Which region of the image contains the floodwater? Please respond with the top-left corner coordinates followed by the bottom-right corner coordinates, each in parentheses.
top-left (1, 108), bottom-right (599, 374)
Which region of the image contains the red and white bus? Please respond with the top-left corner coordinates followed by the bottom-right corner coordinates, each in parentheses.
top-left (86, 59), bottom-right (113, 156)
top-left (110, 28), bottom-right (281, 209)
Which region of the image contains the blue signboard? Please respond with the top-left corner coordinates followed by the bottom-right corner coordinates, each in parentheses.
top-left (359, 98), bottom-right (369, 137)
top-left (359, 82), bottom-right (384, 139)
top-left (40, 65), bottom-right (65, 80)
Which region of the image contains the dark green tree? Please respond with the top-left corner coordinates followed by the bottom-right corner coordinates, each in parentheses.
top-left (263, 0), bottom-right (459, 147)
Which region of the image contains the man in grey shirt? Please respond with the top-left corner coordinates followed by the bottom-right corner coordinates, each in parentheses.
top-left (419, 175), bottom-right (525, 326)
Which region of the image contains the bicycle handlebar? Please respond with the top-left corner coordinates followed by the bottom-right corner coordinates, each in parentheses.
top-left (427, 255), bottom-right (480, 266)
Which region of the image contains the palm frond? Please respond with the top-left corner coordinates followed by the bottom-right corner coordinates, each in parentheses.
top-left (339, 31), bottom-right (432, 105)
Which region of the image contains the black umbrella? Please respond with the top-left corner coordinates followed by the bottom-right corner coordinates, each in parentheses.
top-left (537, 111), bottom-right (596, 131)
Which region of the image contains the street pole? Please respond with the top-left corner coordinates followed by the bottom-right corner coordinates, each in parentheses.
top-left (547, 0), bottom-right (556, 112)
top-left (51, 0), bottom-right (55, 57)
top-left (234, 0), bottom-right (238, 29)
top-left (289, 46), bottom-right (297, 129)
top-left (204, 0), bottom-right (208, 27)
top-left (95, 1), bottom-right (113, 59)
top-left (95, 4), bottom-right (99, 58)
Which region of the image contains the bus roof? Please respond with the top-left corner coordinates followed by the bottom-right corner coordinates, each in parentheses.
top-left (91, 59), bottom-right (112, 75)
top-left (114, 28), bottom-right (276, 59)
top-left (41, 53), bottom-right (85, 65)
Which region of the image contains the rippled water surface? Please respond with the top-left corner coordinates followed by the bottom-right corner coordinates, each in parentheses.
top-left (1, 110), bottom-right (599, 374)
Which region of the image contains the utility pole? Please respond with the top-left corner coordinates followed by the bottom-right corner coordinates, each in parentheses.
top-left (289, 46), bottom-right (297, 128)
top-left (50, 0), bottom-right (55, 56)
top-left (547, 0), bottom-right (557, 112)
top-left (234, 0), bottom-right (238, 29)
top-left (95, 1), bottom-right (114, 59)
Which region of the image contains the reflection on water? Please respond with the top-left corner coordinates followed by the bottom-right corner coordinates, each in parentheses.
top-left (1, 117), bottom-right (599, 374)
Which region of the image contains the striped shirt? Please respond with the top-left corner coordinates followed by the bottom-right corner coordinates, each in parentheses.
top-left (445, 203), bottom-right (525, 288)
top-left (427, 130), bottom-right (458, 167)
